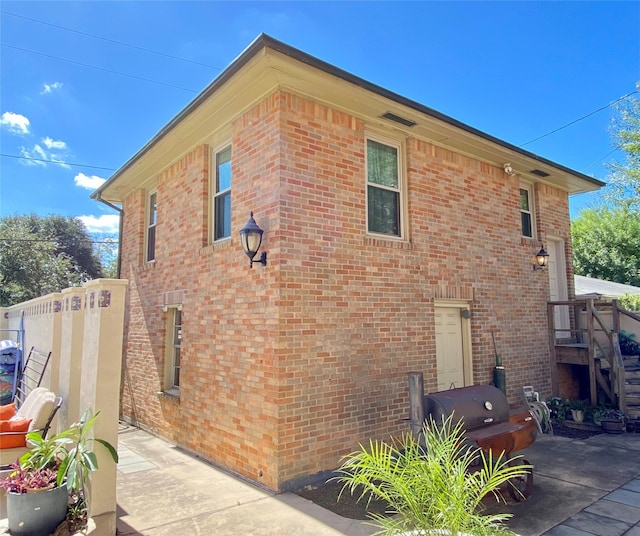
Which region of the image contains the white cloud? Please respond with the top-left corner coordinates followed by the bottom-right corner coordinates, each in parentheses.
top-left (19, 142), bottom-right (71, 169)
top-left (42, 137), bottom-right (67, 150)
top-left (32, 144), bottom-right (47, 160)
top-left (1, 112), bottom-right (30, 135)
top-left (19, 146), bottom-right (46, 166)
top-left (74, 173), bottom-right (106, 190)
top-left (79, 214), bottom-right (120, 234)
top-left (41, 82), bottom-right (63, 95)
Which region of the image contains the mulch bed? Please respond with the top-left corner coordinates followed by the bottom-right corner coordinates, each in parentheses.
top-left (551, 421), bottom-right (603, 440)
top-left (297, 479), bottom-right (388, 520)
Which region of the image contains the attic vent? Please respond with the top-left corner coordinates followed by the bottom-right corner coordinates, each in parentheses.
top-left (530, 169), bottom-right (550, 177)
top-left (381, 112), bottom-right (416, 127)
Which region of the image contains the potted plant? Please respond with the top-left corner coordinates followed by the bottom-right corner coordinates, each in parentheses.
top-left (0, 409), bottom-right (118, 535)
top-left (594, 408), bottom-right (626, 434)
top-left (568, 399), bottom-right (587, 424)
top-left (335, 414), bottom-right (530, 536)
top-left (0, 464), bottom-right (67, 536)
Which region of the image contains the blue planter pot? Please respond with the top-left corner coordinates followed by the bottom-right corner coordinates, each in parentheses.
top-left (7, 484), bottom-right (68, 536)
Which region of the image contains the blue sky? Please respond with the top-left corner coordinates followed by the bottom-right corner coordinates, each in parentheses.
top-left (1, 1), bottom-right (638, 235)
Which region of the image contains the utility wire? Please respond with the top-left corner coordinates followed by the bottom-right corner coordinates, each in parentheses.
top-left (3, 11), bottom-right (637, 176)
top-left (520, 90), bottom-right (639, 147)
top-left (0, 153), bottom-right (116, 171)
top-left (1, 43), bottom-right (198, 93)
top-left (582, 147), bottom-right (621, 173)
top-left (1, 10), bottom-right (223, 71)
top-left (0, 238), bottom-right (117, 245)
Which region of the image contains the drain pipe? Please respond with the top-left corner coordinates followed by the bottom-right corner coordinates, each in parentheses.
top-left (94, 194), bottom-right (123, 279)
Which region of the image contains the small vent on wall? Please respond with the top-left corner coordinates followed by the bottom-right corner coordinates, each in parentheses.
top-left (381, 112), bottom-right (417, 127)
top-left (530, 169), bottom-right (550, 177)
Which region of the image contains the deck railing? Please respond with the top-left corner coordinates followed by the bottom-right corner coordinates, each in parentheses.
top-left (548, 298), bottom-right (639, 410)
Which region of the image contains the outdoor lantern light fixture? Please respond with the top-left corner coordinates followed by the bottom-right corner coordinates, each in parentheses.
top-left (239, 211), bottom-right (267, 268)
top-left (533, 244), bottom-right (549, 271)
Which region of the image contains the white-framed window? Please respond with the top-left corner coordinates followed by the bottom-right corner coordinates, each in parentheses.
top-left (366, 136), bottom-right (404, 238)
top-left (146, 191), bottom-right (157, 262)
top-left (164, 306), bottom-right (182, 392)
top-left (212, 145), bottom-right (232, 242)
top-left (520, 185), bottom-right (534, 238)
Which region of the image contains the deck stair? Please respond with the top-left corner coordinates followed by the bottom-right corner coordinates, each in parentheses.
top-left (549, 298), bottom-right (640, 417)
top-left (623, 366), bottom-right (640, 419)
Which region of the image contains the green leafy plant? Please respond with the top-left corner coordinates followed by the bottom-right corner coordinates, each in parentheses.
top-left (335, 414), bottom-right (530, 536)
top-left (546, 397), bottom-right (568, 422)
top-left (593, 408), bottom-right (626, 423)
top-left (620, 330), bottom-right (640, 356)
top-left (568, 399), bottom-right (588, 412)
top-left (20, 410), bottom-right (118, 492)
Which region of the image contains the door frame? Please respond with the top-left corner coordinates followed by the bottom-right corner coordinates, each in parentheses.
top-left (434, 300), bottom-right (473, 387)
top-left (547, 237), bottom-right (570, 338)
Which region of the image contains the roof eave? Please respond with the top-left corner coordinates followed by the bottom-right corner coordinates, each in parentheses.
top-left (92, 33), bottom-right (605, 201)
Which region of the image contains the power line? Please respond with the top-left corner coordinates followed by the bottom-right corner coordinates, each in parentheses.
top-left (1, 43), bottom-right (198, 93)
top-left (0, 153), bottom-right (116, 171)
top-left (582, 146), bottom-right (621, 173)
top-left (1, 10), bottom-right (223, 71)
top-left (0, 238), bottom-right (117, 245)
top-left (520, 90), bottom-right (639, 147)
top-left (2, 11), bottom-right (636, 178)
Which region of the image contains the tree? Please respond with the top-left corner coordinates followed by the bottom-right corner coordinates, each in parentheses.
top-left (606, 91), bottom-right (640, 210)
top-left (0, 215), bottom-right (104, 306)
top-left (572, 206), bottom-right (640, 286)
top-left (90, 234), bottom-right (118, 278)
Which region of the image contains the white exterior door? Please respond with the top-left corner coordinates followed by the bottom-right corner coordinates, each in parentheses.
top-left (548, 239), bottom-right (570, 338)
top-left (435, 307), bottom-right (465, 391)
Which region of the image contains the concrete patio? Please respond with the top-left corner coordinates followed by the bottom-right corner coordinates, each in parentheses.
top-left (3, 424), bottom-right (640, 535)
top-left (114, 425), bottom-right (640, 536)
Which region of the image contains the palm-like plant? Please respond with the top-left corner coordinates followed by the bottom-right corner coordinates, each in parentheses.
top-left (336, 414), bottom-right (531, 536)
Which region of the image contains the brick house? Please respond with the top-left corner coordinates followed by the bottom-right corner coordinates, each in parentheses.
top-left (92, 34), bottom-right (603, 491)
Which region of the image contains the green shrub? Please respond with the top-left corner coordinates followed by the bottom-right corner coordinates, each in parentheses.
top-left (619, 293), bottom-right (640, 311)
top-left (336, 414), bottom-right (529, 536)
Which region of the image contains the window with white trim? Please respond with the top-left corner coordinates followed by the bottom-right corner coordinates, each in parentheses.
top-left (520, 185), bottom-right (534, 238)
top-left (146, 191), bottom-right (157, 262)
top-left (164, 306), bottom-right (182, 392)
top-left (213, 146), bottom-right (232, 242)
top-left (366, 137), bottom-right (403, 237)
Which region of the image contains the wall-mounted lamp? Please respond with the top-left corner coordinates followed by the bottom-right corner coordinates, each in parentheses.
top-left (239, 211), bottom-right (267, 268)
top-left (533, 244), bottom-right (549, 271)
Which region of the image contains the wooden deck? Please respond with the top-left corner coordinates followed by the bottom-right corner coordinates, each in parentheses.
top-left (549, 299), bottom-right (640, 415)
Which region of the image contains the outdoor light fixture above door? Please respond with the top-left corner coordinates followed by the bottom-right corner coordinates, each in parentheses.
top-left (239, 211), bottom-right (267, 268)
top-left (533, 244), bottom-right (549, 271)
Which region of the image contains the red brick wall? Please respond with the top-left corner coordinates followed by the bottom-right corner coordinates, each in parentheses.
top-left (119, 89), bottom-right (572, 491)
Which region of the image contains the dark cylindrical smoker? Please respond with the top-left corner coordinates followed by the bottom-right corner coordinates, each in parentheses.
top-left (424, 384), bottom-right (511, 431)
